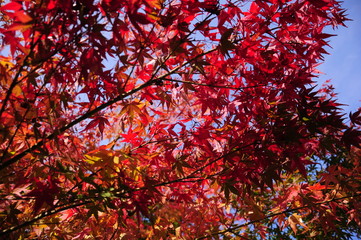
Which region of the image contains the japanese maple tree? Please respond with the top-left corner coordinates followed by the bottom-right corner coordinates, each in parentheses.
top-left (1, 0), bottom-right (361, 239)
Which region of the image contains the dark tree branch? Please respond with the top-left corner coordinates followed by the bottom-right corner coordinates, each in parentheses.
top-left (0, 200), bottom-right (92, 236)
top-left (195, 193), bottom-right (361, 239)
top-left (0, 44), bottom-right (218, 171)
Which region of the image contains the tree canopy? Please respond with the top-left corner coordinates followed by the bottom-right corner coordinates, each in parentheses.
top-left (0, 0), bottom-right (360, 239)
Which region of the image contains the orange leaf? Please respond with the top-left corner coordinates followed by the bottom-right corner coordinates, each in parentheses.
top-left (14, 11), bottom-right (32, 23)
top-left (288, 214), bottom-right (309, 234)
top-left (12, 85), bottom-right (22, 97)
top-left (145, 0), bottom-right (162, 9)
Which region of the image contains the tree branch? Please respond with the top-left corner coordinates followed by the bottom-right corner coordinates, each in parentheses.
top-left (195, 193), bottom-right (361, 239)
top-left (0, 200), bottom-right (92, 236)
top-left (0, 10), bottom-right (230, 171)
top-left (162, 78), bottom-right (268, 90)
top-left (0, 39), bottom-right (220, 171)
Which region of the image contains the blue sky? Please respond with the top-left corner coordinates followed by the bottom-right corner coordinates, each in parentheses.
top-left (318, 0), bottom-right (361, 114)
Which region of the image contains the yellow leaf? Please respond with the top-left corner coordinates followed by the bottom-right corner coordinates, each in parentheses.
top-left (145, 0), bottom-right (163, 9)
top-left (113, 156), bottom-right (119, 164)
top-left (84, 154), bottom-right (101, 164)
top-left (0, 57), bottom-right (14, 68)
top-left (7, 23), bottom-right (32, 32)
top-left (302, 117), bottom-right (310, 121)
top-left (175, 226), bottom-right (181, 237)
top-left (147, 12), bottom-right (160, 21)
top-left (12, 85), bottom-right (22, 97)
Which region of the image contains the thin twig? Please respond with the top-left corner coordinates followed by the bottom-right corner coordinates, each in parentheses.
top-left (195, 193), bottom-right (361, 239)
top-left (0, 200), bottom-right (92, 236)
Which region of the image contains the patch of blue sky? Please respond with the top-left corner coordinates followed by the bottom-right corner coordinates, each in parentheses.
top-left (317, 0), bottom-right (361, 114)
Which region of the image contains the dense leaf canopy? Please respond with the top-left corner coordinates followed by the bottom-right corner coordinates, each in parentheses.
top-left (0, 0), bottom-right (360, 239)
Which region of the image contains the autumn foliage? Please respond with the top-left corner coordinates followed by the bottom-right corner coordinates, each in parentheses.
top-left (0, 0), bottom-right (361, 239)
